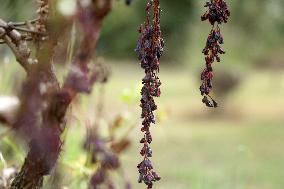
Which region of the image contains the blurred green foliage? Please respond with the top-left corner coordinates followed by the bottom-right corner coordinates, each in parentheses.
top-left (0, 0), bottom-right (35, 20)
top-left (98, 0), bottom-right (194, 60)
top-left (229, 0), bottom-right (284, 58)
top-left (1, 0), bottom-right (284, 62)
top-left (100, 0), bottom-right (284, 62)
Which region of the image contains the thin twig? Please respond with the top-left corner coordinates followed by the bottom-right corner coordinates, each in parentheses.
top-left (1, 34), bottom-right (30, 72)
top-left (10, 26), bottom-right (45, 35)
top-left (9, 18), bottom-right (39, 26)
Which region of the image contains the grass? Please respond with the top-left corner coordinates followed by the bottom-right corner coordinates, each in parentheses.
top-left (1, 61), bottom-right (284, 189)
top-left (122, 121), bottom-right (284, 189)
top-left (63, 62), bottom-right (284, 189)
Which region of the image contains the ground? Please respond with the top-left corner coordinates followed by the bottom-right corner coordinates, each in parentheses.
top-left (1, 61), bottom-right (284, 189)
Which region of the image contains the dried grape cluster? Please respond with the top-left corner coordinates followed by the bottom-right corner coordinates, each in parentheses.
top-left (84, 129), bottom-right (121, 188)
top-left (135, 0), bottom-right (163, 188)
top-left (83, 67), bottom-right (132, 189)
top-left (200, 0), bottom-right (230, 107)
top-left (83, 114), bottom-right (133, 189)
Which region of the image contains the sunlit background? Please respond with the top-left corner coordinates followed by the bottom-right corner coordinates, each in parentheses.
top-left (1, 0), bottom-right (284, 189)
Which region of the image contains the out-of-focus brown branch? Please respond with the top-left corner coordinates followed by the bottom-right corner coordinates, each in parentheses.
top-left (9, 0), bottom-right (114, 188)
top-left (93, 0), bottom-right (114, 18)
top-left (64, 0), bottom-right (113, 94)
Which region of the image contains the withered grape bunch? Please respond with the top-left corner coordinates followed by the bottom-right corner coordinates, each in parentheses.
top-left (200, 0), bottom-right (230, 108)
top-left (135, 0), bottom-right (164, 188)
